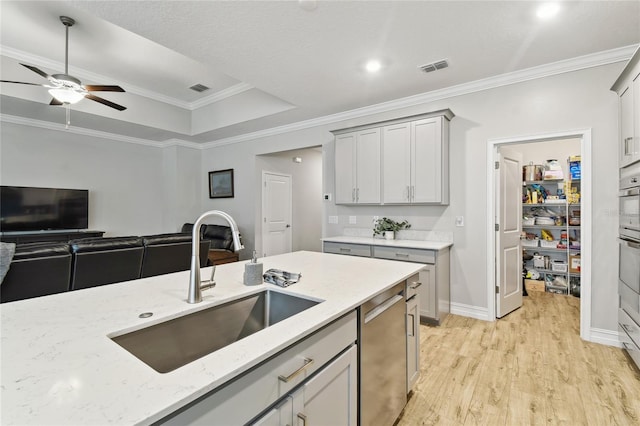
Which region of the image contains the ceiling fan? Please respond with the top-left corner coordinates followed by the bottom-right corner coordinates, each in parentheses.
top-left (0, 16), bottom-right (126, 111)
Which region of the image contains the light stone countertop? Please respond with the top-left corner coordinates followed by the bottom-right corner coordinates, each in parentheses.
top-left (322, 235), bottom-right (453, 251)
top-left (0, 250), bottom-right (423, 425)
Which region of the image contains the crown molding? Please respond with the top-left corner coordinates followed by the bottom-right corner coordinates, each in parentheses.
top-left (1, 46), bottom-right (252, 111)
top-left (202, 44), bottom-right (638, 148)
top-left (3, 45), bottom-right (637, 150)
top-left (0, 113), bottom-right (200, 149)
top-left (189, 83), bottom-right (254, 109)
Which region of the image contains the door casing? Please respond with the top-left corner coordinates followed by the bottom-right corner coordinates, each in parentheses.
top-left (486, 129), bottom-right (592, 342)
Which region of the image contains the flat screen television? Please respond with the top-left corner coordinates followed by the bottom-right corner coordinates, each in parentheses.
top-left (0, 186), bottom-right (89, 232)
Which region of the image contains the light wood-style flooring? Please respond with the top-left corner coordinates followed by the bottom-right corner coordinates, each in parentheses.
top-left (397, 291), bottom-right (640, 425)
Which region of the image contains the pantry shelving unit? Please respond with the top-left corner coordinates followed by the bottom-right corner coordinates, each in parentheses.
top-left (522, 179), bottom-right (581, 295)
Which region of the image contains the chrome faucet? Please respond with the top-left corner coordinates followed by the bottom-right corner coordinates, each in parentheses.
top-left (188, 210), bottom-right (244, 303)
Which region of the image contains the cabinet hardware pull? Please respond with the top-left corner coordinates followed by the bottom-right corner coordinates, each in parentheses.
top-left (411, 185), bottom-right (415, 201)
top-left (622, 323), bottom-right (636, 333)
top-left (395, 252), bottom-right (410, 258)
top-left (352, 188), bottom-right (355, 202)
top-left (297, 412), bottom-right (307, 425)
top-left (408, 313), bottom-right (415, 336)
top-left (409, 281), bottom-right (423, 289)
top-left (339, 247), bottom-right (352, 252)
top-left (278, 358), bottom-right (314, 383)
top-left (406, 185), bottom-right (410, 201)
top-left (356, 188), bottom-right (360, 202)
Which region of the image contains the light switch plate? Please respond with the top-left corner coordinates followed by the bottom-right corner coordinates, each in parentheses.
top-left (455, 216), bottom-right (464, 227)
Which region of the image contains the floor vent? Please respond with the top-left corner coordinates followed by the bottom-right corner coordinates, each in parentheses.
top-left (189, 83), bottom-right (210, 93)
top-left (419, 59), bottom-right (449, 73)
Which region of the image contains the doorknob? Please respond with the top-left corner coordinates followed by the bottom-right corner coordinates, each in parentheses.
top-left (286, 224), bottom-right (291, 228)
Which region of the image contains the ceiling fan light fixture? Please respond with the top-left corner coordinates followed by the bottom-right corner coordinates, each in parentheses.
top-left (48, 88), bottom-right (85, 104)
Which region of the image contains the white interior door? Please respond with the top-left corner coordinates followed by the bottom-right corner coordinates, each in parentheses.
top-left (496, 146), bottom-right (523, 318)
top-left (262, 172), bottom-right (292, 257)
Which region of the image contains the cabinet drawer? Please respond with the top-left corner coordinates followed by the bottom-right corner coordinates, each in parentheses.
top-left (161, 311), bottom-right (357, 425)
top-left (323, 242), bottom-right (371, 257)
top-left (619, 280), bottom-right (640, 325)
top-left (619, 320), bottom-right (640, 369)
top-left (619, 308), bottom-right (640, 349)
top-left (372, 246), bottom-right (435, 264)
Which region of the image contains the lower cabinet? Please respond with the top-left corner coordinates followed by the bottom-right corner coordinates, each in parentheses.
top-left (254, 345), bottom-right (358, 425)
top-left (406, 290), bottom-right (420, 393)
top-left (324, 241), bottom-right (451, 325)
top-left (159, 312), bottom-right (357, 425)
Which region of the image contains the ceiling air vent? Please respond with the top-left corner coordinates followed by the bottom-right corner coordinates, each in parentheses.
top-left (189, 83), bottom-right (210, 93)
top-left (418, 59), bottom-right (449, 73)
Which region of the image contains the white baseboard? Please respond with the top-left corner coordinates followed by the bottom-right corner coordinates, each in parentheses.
top-left (589, 327), bottom-right (622, 347)
top-left (450, 302), bottom-right (490, 321)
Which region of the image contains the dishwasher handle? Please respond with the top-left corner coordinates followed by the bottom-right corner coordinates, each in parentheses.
top-left (364, 294), bottom-right (404, 324)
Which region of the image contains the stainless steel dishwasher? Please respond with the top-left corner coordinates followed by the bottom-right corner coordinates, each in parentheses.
top-left (360, 281), bottom-right (407, 426)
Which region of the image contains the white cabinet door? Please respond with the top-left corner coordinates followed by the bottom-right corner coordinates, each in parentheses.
top-left (633, 72), bottom-right (640, 165)
top-left (418, 265), bottom-right (436, 320)
top-left (355, 128), bottom-right (381, 204)
top-left (292, 345), bottom-right (358, 426)
top-left (335, 132), bottom-right (356, 204)
top-left (406, 294), bottom-right (420, 392)
top-left (620, 82), bottom-right (636, 167)
top-left (335, 129), bottom-right (380, 204)
top-left (412, 117), bottom-right (444, 203)
top-left (382, 122), bottom-right (411, 204)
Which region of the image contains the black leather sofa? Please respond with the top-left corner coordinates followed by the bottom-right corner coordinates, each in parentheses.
top-left (181, 223), bottom-right (236, 251)
top-left (1, 231), bottom-right (216, 303)
top-left (69, 236), bottom-right (145, 290)
top-left (1, 242), bottom-right (72, 303)
top-left (140, 233), bottom-right (210, 278)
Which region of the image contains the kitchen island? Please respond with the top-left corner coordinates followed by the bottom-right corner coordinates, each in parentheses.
top-left (1, 250), bottom-right (423, 425)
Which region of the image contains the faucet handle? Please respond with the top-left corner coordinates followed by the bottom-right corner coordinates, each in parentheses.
top-left (200, 265), bottom-right (216, 291)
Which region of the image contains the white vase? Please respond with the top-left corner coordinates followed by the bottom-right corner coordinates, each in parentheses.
top-left (384, 231), bottom-right (395, 240)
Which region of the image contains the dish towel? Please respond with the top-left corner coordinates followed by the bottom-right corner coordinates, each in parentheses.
top-left (263, 269), bottom-right (302, 287)
top-left (0, 242), bottom-right (16, 285)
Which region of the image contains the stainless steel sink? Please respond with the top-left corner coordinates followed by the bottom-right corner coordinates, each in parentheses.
top-left (111, 290), bottom-right (321, 373)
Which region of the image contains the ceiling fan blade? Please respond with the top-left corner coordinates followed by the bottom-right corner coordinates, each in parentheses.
top-left (86, 94), bottom-right (127, 111)
top-left (20, 63), bottom-right (51, 79)
top-left (50, 98), bottom-right (63, 106)
top-left (84, 85), bottom-right (125, 92)
top-left (0, 80), bottom-right (45, 86)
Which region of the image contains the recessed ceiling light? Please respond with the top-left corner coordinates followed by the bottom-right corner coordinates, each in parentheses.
top-left (536, 2), bottom-right (560, 19)
top-left (365, 60), bottom-right (382, 73)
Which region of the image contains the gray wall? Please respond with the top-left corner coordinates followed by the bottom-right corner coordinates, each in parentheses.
top-left (255, 147), bottom-right (323, 255)
top-left (0, 122), bottom-right (195, 237)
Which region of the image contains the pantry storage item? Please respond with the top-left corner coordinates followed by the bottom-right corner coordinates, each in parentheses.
top-left (523, 162), bottom-right (544, 181)
top-left (522, 163), bottom-right (581, 295)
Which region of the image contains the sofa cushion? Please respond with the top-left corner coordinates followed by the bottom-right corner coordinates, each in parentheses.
top-left (70, 236), bottom-right (143, 253)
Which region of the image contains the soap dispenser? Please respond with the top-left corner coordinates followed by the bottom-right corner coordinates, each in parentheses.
top-left (244, 250), bottom-right (263, 286)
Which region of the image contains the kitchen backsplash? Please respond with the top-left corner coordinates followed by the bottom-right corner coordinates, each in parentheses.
top-left (342, 227), bottom-right (453, 243)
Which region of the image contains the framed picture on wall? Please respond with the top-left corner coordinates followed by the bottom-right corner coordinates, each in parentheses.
top-left (209, 169), bottom-right (234, 198)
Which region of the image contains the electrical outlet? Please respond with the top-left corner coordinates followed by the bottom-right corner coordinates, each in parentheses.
top-left (328, 215), bottom-right (339, 224)
top-left (323, 193), bottom-right (332, 201)
top-left (455, 216), bottom-right (464, 227)
top-left (349, 216), bottom-right (357, 224)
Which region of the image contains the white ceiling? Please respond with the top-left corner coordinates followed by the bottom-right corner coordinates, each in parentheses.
top-left (1, 0), bottom-right (639, 145)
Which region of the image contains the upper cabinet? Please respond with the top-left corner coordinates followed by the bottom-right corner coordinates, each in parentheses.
top-left (612, 47), bottom-right (640, 169)
top-left (334, 128), bottom-right (381, 204)
top-left (333, 109), bottom-right (454, 206)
